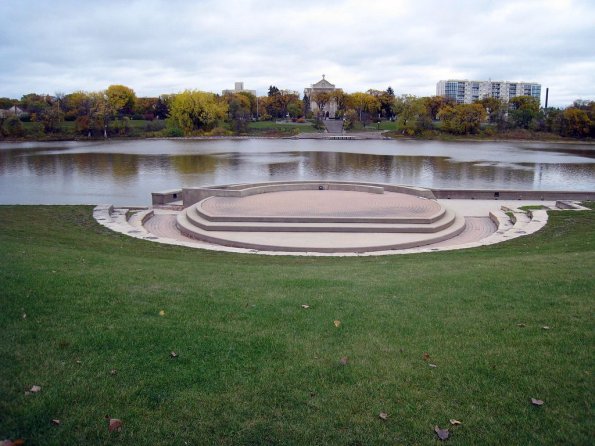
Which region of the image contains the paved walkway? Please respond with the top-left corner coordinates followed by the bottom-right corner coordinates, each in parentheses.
top-left (323, 119), bottom-right (344, 134)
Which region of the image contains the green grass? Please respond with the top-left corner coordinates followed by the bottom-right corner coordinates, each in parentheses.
top-left (0, 205), bottom-right (593, 445)
top-left (519, 205), bottom-right (549, 211)
top-left (247, 120), bottom-right (321, 135)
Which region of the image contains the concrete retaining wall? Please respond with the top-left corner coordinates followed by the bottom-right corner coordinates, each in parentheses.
top-left (179, 181), bottom-right (435, 207)
top-left (154, 182), bottom-right (594, 208)
top-left (152, 189), bottom-right (182, 205)
top-left (432, 189), bottom-right (595, 201)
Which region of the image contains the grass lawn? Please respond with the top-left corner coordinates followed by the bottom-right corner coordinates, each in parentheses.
top-left (345, 121), bottom-right (399, 132)
top-left (0, 205), bottom-right (593, 445)
top-left (248, 121), bottom-right (321, 135)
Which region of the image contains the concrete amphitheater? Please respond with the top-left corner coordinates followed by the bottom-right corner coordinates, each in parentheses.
top-left (93, 181), bottom-right (592, 256)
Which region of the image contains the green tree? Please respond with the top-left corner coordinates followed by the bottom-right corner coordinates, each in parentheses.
top-left (225, 93), bottom-right (251, 133)
top-left (155, 95), bottom-right (172, 120)
top-left (20, 93), bottom-right (50, 120)
top-left (394, 95), bottom-right (428, 135)
top-left (508, 95), bottom-right (540, 129)
top-left (0, 97), bottom-right (16, 109)
top-left (169, 90), bottom-right (227, 135)
top-left (2, 115), bottom-right (24, 137)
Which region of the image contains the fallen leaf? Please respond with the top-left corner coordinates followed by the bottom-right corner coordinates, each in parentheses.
top-left (531, 398), bottom-right (544, 406)
top-left (542, 326), bottom-right (550, 330)
top-left (159, 310), bottom-right (165, 316)
top-left (110, 369), bottom-right (117, 376)
top-left (169, 351), bottom-right (178, 358)
top-left (434, 425), bottom-right (449, 441)
top-left (379, 412), bottom-right (388, 420)
top-left (450, 419), bottom-right (462, 425)
top-left (339, 356), bottom-right (349, 365)
top-left (423, 352), bottom-right (430, 361)
top-left (22, 313), bottom-right (26, 319)
top-left (1, 440), bottom-right (25, 446)
top-left (106, 417), bottom-right (123, 432)
top-left (301, 304), bottom-right (310, 309)
top-left (429, 363), bottom-right (437, 368)
top-left (334, 320), bottom-right (341, 328)
top-left (75, 359), bottom-right (81, 364)
top-left (29, 385), bottom-right (41, 393)
top-left (51, 419), bottom-right (61, 426)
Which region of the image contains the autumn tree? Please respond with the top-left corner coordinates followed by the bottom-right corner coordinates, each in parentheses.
top-left (106, 85), bottom-right (136, 118)
top-left (88, 91), bottom-right (112, 138)
top-left (330, 89), bottom-right (348, 117)
top-left (347, 92), bottom-right (380, 125)
top-left (63, 91), bottom-right (92, 121)
top-left (169, 90), bottom-right (227, 135)
top-left (560, 107), bottom-right (592, 138)
top-left (134, 97), bottom-right (158, 120)
top-left (438, 103), bottom-right (487, 135)
top-left (312, 91), bottom-right (332, 118)
top-left (40, 102), bottom-right (64, 133)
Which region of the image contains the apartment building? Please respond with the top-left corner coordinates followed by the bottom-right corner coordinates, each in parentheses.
top-left (436, 80), bottom-right (541, 104)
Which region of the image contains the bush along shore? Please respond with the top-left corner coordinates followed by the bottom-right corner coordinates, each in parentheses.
top-left (0, 204), bottom-right (593, 444)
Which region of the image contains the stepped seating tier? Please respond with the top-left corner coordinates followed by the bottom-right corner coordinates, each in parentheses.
top-left (175, 187), bottom-right (467, 253)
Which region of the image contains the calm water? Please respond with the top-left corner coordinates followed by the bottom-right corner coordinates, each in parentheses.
top-left (0, 138), bottom-right (594, 205)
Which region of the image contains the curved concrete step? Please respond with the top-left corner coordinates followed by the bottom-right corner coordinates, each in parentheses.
top-left (175, 212), bottom-right (467, 253)
top-left (184, 205), bottom-right (457, 233)
top-left (195, 200), bottom-right (446, 224)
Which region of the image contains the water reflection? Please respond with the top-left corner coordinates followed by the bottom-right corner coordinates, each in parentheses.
top-left (0, 139), bottom-right (593, 205)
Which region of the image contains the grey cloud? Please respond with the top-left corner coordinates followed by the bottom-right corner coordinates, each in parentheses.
top-left (0, 0), bottom-right (593, 106)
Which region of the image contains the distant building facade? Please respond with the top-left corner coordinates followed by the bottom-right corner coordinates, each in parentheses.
top-left (304, 75), bottom-right (339, 118)
top-left (436, 80), bottom-right (541, 104)
top-left (222, 82), bottom-right (256, 96)
top-left (0, 105), bottom-right (25, 118)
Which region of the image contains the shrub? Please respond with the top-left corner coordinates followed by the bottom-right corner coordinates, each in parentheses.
top-left (2, 116), bottom-right (24, 136)
top-left (164, 126), bottom-right (184, 137)
top-left (208, 127), bottom-right (232, 137)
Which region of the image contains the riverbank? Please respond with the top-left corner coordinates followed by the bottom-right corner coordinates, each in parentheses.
top-left (2, 133), bottom-right (595, 145)
top-left (1, 119), bottom-right (594, 144)
top-left (0, 204), bottom-right (593, 444)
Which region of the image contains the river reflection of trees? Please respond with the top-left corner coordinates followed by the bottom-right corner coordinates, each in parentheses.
top-left (0, 146), bottom-right (593, 205)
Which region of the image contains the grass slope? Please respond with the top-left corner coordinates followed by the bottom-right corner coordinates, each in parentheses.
top-left (0, 205), bottom-right (593, 445)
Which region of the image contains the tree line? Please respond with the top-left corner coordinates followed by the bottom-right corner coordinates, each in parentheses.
top-left (0, 84), bottom-right (593, 139)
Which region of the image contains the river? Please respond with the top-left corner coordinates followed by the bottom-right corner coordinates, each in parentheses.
top-left (0, 138), bottom-right (593, 205)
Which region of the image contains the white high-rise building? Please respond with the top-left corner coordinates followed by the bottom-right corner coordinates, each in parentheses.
top-left (436, 80), bottom-right (541, 104)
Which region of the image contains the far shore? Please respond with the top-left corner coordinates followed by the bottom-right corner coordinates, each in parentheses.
top-left (1, 133), bottom-right (595, 146)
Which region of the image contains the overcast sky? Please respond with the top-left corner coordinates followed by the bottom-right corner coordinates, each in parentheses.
top-left (0, 0), bottom-right (593, 107)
